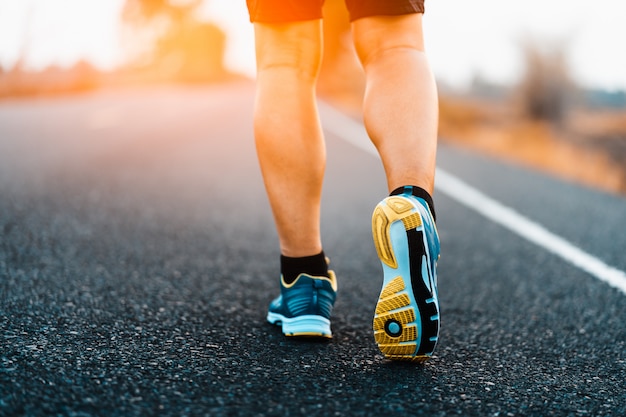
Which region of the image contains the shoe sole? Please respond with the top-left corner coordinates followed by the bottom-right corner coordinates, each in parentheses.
top-left (372, 196), bottom-right (439, 362)
top-left (267, 312), bottom-right (332, 338)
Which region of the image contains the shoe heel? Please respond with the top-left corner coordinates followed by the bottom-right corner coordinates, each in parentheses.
top-left (372, 197), bottom-right (423, 269)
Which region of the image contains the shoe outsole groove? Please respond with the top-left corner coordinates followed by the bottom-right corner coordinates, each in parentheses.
top-left (379, 276), bottom-right (405, 298)
top-left (375, 292), bottom-right (410, 314)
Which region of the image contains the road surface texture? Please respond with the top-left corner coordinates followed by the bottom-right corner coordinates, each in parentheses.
top-left (1, 82), bottom-right (625, 416)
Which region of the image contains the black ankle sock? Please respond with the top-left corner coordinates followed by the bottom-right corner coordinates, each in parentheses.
top-left (281, 251), bottom-right (329, 284)
top-left (390, 185), bottom-right (436, 222)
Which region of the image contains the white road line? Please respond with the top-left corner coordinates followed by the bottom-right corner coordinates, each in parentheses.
top-left (319, 101), bottom-right (626, 296)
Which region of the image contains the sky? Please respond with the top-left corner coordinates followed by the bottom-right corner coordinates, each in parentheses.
top-left (1, 0), bottom-right (625, 91)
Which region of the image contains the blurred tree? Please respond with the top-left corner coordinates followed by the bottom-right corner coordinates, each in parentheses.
top-left (121, 0), bottom-right (226, 82)
top-left (516, 40), bottom-right (575, 124)
top-left (122, 0), bottom-right (202, 24)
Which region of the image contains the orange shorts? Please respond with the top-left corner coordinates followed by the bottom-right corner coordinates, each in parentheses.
top-left (246, 0), bottom-right (425, 23)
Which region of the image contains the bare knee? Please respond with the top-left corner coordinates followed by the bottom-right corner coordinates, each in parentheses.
top-left (254, 21), bottom-right (323, 82)
top-left (352, 14), bottom-right (425, 68)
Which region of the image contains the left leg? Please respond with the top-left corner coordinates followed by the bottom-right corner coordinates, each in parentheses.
top-left (248, 1), bottom-right (337, 338)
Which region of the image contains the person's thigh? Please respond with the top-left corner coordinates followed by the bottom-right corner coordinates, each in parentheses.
top-left (344, 0), bottom-right (424, 22)
top-left (247, 0), bottom-right (325, 23)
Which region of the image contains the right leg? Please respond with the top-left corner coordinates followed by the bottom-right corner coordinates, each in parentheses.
top-left (352, 13), bottom-right (439, 195)
top-left (350, 10), bottom-right (441, 361)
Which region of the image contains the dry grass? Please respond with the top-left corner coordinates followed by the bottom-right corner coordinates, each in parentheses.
top-left (439, 96), bottom-right (626, 196)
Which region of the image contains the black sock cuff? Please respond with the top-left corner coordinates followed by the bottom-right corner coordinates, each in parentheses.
top-left (280, 250), bottom-right (329, 284)
top-left (390, 185), bottom-right (436, 222)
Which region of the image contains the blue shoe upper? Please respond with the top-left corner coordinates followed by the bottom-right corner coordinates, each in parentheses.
top-left (269, 272), bottom-right (337, 320)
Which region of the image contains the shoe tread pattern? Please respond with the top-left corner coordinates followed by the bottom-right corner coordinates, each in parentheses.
top-left (371, 196), bottom-right (437, 363)
top-left (373, 277), bottom-right (422, 360)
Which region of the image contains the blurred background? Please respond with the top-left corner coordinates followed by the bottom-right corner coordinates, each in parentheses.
top-left (1, 0), bottom-right (625, 195)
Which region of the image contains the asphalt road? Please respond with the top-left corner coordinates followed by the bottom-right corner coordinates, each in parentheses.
top-left (1, 82), bottom-right (625, 416)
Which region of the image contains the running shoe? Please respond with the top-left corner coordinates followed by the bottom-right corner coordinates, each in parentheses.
top-left (371, 190), bottom-right (440, 361)
top-left (267, 271), bottom-right (337, 338)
